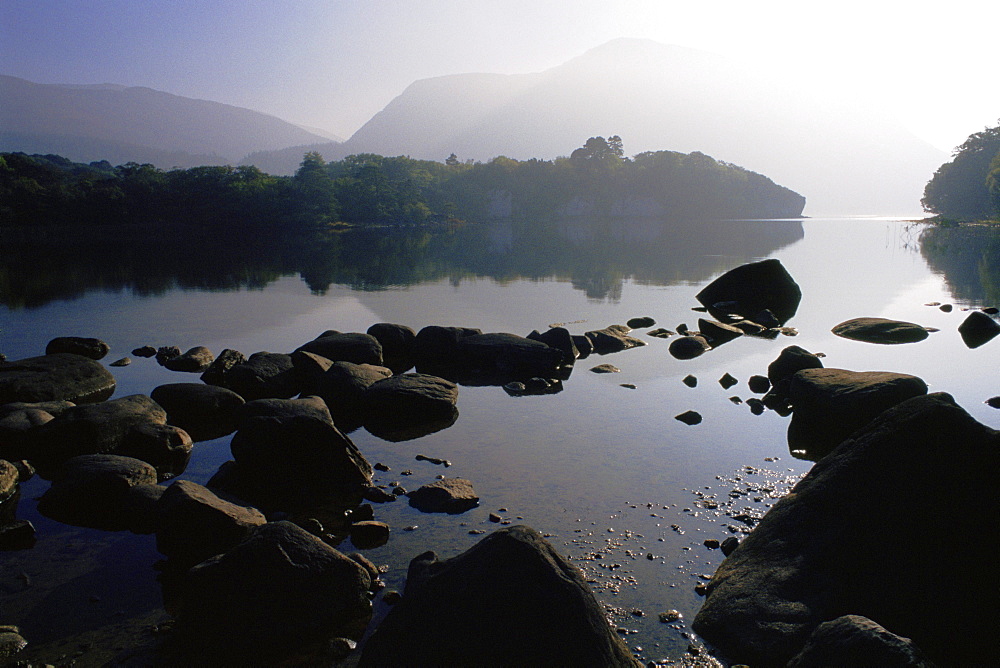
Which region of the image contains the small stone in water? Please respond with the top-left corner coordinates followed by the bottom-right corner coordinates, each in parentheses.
top-left (620, 383), bottom-right (637, 389)
top-left (675, 410), bottom-right (702, 425)
top-left (591, 363), bottom-right (621, 374)
top-left (682, 375), bottom-right (697, 388)
top-left (110, 357), bottom-right (131, 367)
top-left (704, 539), bottom-right (720, 549)
top-left (718, 373), bottom-right (738, 389)
top-left (659, 610), bottom-right (682, 623)
top-left (986, 396), bottom-right (1000, 409)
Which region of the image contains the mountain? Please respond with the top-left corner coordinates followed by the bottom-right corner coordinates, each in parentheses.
top-left (0, 75), bottom-right (335, 168)
top-left (328, 39), bottom-right (945, 215)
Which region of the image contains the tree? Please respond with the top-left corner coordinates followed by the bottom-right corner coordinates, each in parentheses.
top-left (923, 121), bottom-right (1000, 220)
top-left (293, 151), bottom-right (338, 224)
top-left (445, 153), bottom-right (460, 166)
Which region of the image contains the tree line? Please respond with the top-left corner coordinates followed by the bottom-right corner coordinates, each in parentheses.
top-left (0, 136), bottom-right (805, 229)
top-left (922, 121), bottom-right (1000, 221)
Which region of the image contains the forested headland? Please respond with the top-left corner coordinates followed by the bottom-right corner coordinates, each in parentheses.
top-left (0, 136), bottom-right (805, 230)
top-left (922, 121), bottom-right (1000, 223)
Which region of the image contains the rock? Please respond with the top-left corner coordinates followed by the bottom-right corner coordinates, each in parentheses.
top-left (229, 410), bottom-right (372, 509)
top-left (117, 423), bottom-right (193, 478)
top-left (957, 310), bottom-right (1000, 348)
top-left (155, 479), bottom-right (266, 568)
top-left (132, 345), bottom-right (157, 357)
top-left (447, 332), bottom-right (565, 382)
top-left (0, 627), bottom-right (27, 660)
top-left (627, 316), bottom-right (656, 329)
top-left (590, 363), bottom-right (621, 374)
top-left (669, 335), bottom-right (711, 360)
top-left (37, 454), bottom-right (158, 530)
top-left (675, 410), bottom-right (702, 425)
top-left (358, 525), bottom-right (639, 667)
top-left (647, 328), bottom-right (675, 338)
top-left (45, 336), bottom-right (110, 360)
top-left (767, 345), bottom-right (824, 384)
top-left (162, 346), bottom-right (214, 372)
top-left (718, 373), bottom-right (738, 389)
top-left (0, 353), bottom-right (116, 405)
top-left (786, 615), bottom-right (935, 667)
top-left (294, 332), bottom-right (384, 366)
top-left (786, 368), bottom-right (928, 460)
top-left (304, 361), bottom-right (393, 420)
top-left (235, 395), bottom-right (333, 429)
top-left (698, 319), bottom-right (744, 346)
top-left (584, 325), bottom-right (646, 355)
top-left (172, 521), bottom-right (373, 665)
top-left (987, 396), bottom-right (1000, 408)
top-left (156, 346), bottom-right (182, 366)
top-left (350, 521), bottom-right (390, 549)
top-left (720, 536), bottom-right (739, 556)
top-left (0, 401), bottom-right (74, 460)
top-left (30, 394), bottom-right (167, 464)
top-left (572, 334), bottom-right (594, 358)
top-left (149, 383), bottom-right (245, 441)
top-left (199, 348), bottom-right (246, 387)
top-left (733, 319), bottom-right (769, 335)
top-left (290, 350), bottom-right (335, 388)
top-left (109, 356), bottom-right (131, 367)
top-left (0, 459), bottom-right (18, 501)
top-left (121, 482), bottom-right (166, 534)
top-left (0, 519), bottom-right (36, 550)
top-left (693, 393), bottom-right (998, 666)
top-left (366, 323), bottom-right (416, 372)
top-left (413, 325), bottom-right (482, 367)
top-left (751, 309), bottom-right (782, 329)
top-left (527, 326), bottom-right (579, 364)
top-left (362, 373), bottom-right (458, 424)
top-left (407, 478), bottom-right (479, 514)
top-left (224, 352), bottom-right (301, 401)
top-left (746, 397), bottom-right (766, 415)
top-left (747, 375), bottom-right (771, 394)
top-left (696, 258), bottom-right (802, 324)
top-left (831, 317), bottom-right (930, 344)
top-left (682, 374), bottom-right (698, 388)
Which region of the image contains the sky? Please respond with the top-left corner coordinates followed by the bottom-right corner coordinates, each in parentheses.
top-left (2, 0), bottom-right (998, 152)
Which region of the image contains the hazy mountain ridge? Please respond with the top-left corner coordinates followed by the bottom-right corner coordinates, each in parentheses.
top-left (0, 75), bottom-right (334, 168)
top-left (335, 39), bottom-right (946, 215)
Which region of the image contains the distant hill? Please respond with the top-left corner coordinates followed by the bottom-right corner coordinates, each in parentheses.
top-left (323, 39), bottom-right (945, 215)
top-left (0, 75), bottom-right (335, 168)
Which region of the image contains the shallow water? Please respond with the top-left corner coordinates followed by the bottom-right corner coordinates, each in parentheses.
top-left (2, 217), bottom-right (998, 664)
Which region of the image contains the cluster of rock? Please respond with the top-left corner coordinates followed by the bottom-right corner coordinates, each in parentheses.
top-left (0, 317), bottom-right (661, 663)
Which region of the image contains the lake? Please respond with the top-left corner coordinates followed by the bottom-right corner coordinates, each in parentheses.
top-left (2, 216), bottom-right (998, 664)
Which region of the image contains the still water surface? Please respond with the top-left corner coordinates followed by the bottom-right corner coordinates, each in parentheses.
top-left (2, 217), bottom-right (998, 663)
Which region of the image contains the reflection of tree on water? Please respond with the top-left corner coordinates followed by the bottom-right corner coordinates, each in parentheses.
top-left (0, 218), bottom-right (805, 308)
top-left (919, 224), bottom-right (1000, 306)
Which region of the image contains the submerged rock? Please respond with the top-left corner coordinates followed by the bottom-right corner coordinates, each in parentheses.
top-left (150, 383), bottom-right (245, 442)
top-left (693, 393), bottom-right (999, 666)
top-left (359, 525), bottom-right (640, 667)
top-left (786, 368), bottom-right (928, 460)
top-left (0, 353), bottom-right (116, 405)
top-left (37, 454), bottom-right (158, 530)
top-left (407, 478), bottom-right (479, 514)
top-left (45, 336), bottom-right (110, 360)
top-left (696, 258), bottom-right (802, 324)
top-left (831, 317), bottom-right (930, 344)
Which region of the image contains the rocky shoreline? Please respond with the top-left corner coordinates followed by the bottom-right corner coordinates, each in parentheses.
top-left (2, 258), bottom-right (999, 665)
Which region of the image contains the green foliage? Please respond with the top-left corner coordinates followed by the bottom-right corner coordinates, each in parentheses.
top-left (1, 136), bottom-right (805, 231)
top-left (923, 121), bottom-right (1000, 221)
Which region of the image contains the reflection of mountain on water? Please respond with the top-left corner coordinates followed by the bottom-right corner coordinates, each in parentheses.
top-left (919, 224), bottom-right (1000, 306)
top-left (0, 218), bottom-right (804, 308)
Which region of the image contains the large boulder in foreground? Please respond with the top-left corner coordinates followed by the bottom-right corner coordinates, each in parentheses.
top-left (695, 258), bottom-right (801, 324)
top-left (0, 353), bottom-right (116, 405)
top-left (454, 332), bottom-right (566, 380)
top-left (171, 521), bottom-right (373, 665)
top-left (831, 317), bottom-right (930, 344)
top-left (359, 525), bottom-right (640, 667)
top-left (787, 368), bottom-right (927, 460)
top-left (223, 352), bottom-right (301, 401)
top-left (361, 373), bottom-right (458, 424)
top-left (693, 393), bottom-right (1000, 666)
top-left (149, 383), bottom-right (245, 442)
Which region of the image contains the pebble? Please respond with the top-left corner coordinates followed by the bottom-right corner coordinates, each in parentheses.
top-left (682, 375), bottom-right (697, 388)
top-left (703, 539), bottom-right (720, 549)
top-left (674, 410), bottom-right (702, 426)
top-left (620, 383), bottom-right (637, 389)
top-left (488, 513), bottom-right (502, 523)
top-left (986, 396), bottom-right (1000, 409)
top-left (590, 363), bottom-right (621, 374)
top-left (718, 373), bottom-right (738, 389)
top-left (109, 357), bottom-right (131, 367)
top-left (658, 610), bottom-right (682, 623)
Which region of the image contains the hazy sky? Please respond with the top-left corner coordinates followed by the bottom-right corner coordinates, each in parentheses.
top-left (3, 0), bottom-right (997, 152)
